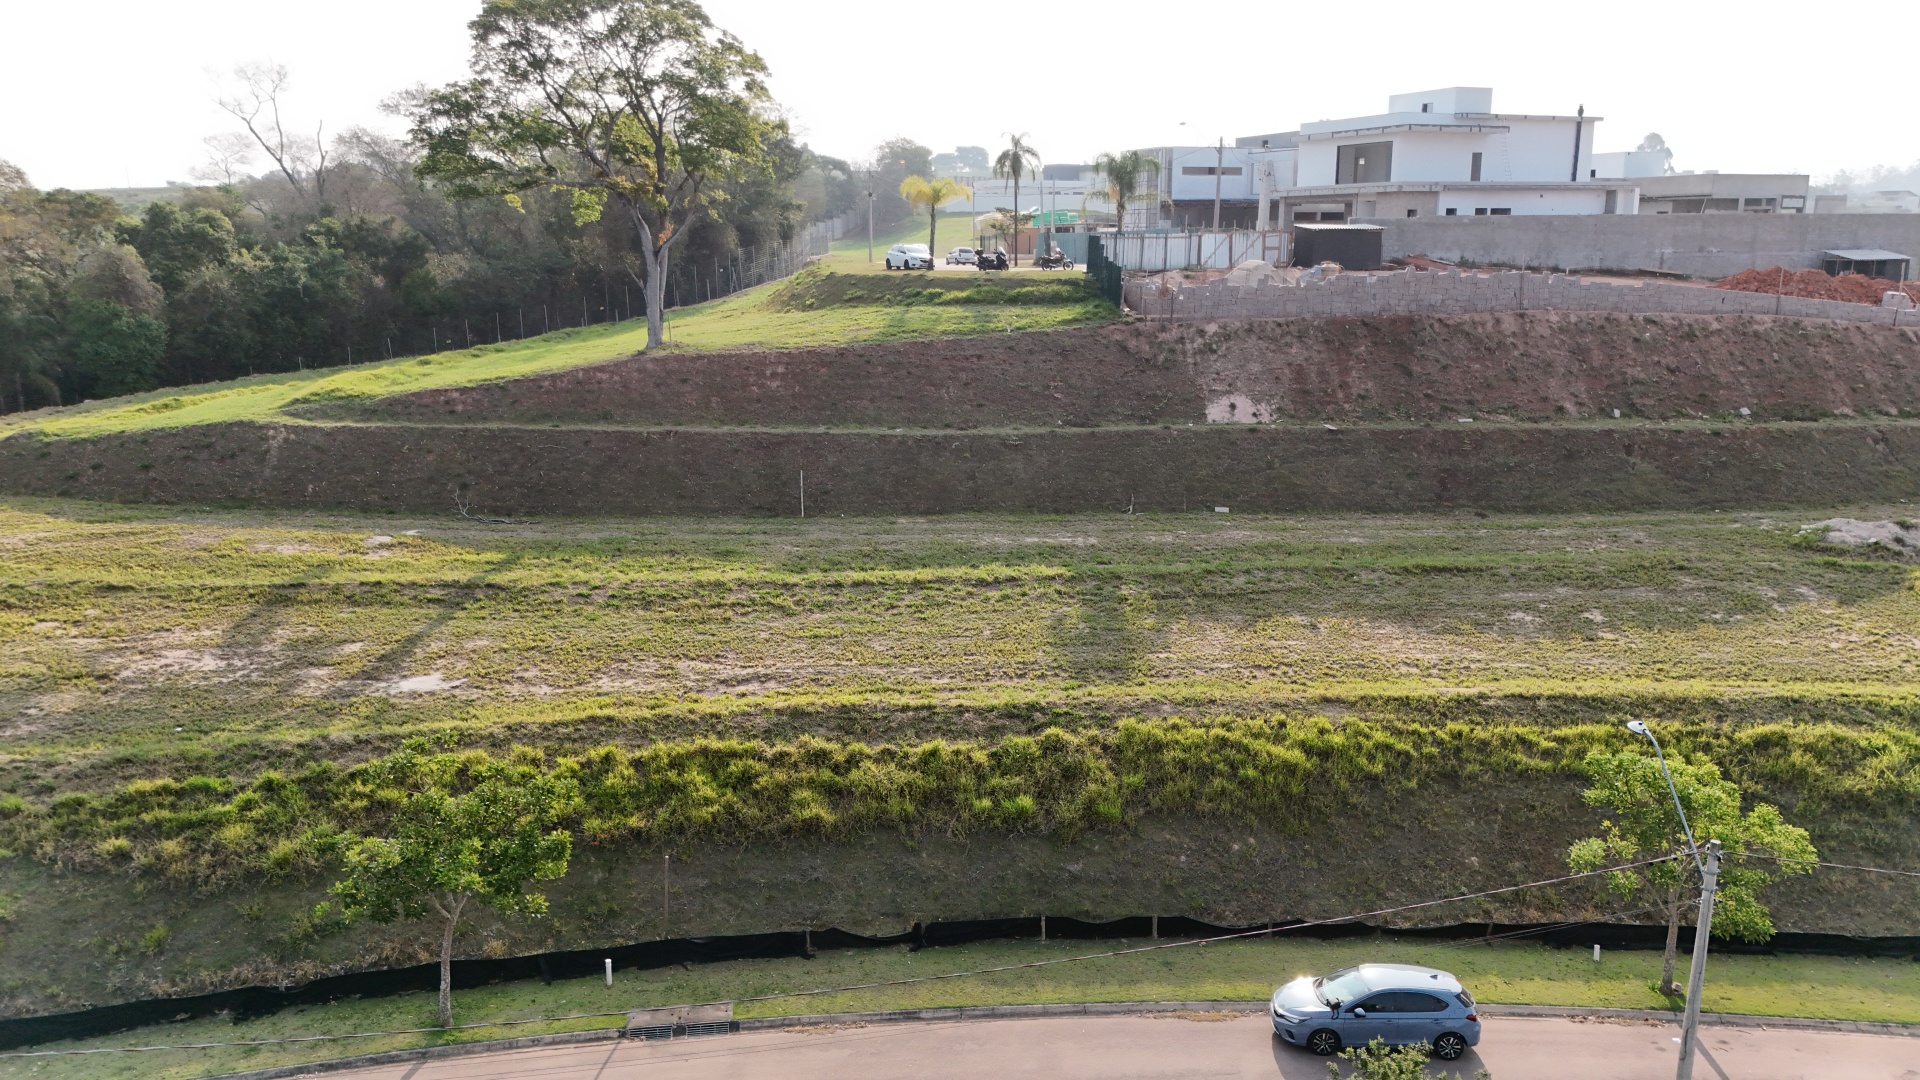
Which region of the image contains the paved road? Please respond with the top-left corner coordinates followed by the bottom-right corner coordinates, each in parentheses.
top-left (324, 1015), bottom-right (1920, 1080)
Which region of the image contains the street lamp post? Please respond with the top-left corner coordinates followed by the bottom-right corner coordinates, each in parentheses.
top-left (1626, 720), bottom-right (1700, 869)
top-left (1626, 720), bottom-right (1720, 1080)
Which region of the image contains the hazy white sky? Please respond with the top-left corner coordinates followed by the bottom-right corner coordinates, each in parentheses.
top-left (4, 0), bottom-right (1911, 191)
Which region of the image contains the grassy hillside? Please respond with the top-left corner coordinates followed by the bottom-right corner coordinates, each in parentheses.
top-left (2, 498), bottom-right (1918, 1019)
top-left (0, 257), bottom-right (1111, 441)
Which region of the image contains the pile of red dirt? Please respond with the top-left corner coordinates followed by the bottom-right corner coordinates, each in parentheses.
top-left (1715, 266), bottom-right (1920, 306)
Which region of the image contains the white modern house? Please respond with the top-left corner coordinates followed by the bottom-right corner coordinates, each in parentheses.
top-left (1135, 87), bottom-right (1828, 229)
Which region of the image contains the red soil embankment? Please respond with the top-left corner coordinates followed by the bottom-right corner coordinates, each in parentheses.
top-left (1717, 267), bottom-right (1920, 306)
top-left (300, 313), bottom-right (1920, 428)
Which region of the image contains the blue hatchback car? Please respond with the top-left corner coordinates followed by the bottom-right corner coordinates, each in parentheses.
top-left (1270, 962), bottom-right (1482, 1060)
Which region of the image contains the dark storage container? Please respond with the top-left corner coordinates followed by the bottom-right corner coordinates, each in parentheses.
top-left (1292, 223), bottom-right (1384, 270)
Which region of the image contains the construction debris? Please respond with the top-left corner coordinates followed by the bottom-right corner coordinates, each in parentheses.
top-left (1801, 518), bottom-right (1920, 554)
top-left (1715, 267), bottom-right (1920, 307)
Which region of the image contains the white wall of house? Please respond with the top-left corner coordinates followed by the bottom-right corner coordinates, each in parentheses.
top-left (1289, 88), bottom-right (1596, 188)
top-left (1298, 119), bottom-right (1594, 186)
top-left (1156, 146), bottom-right (1297, 202)
top-left (1591, 150), bottom-right (1671, 179)
top-left (1387, 87), bottom-right (1494, 114)
top-left (1434, 187), bottom-right (1614, 216)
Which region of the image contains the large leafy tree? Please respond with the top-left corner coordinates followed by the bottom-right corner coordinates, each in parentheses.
top-left (1090, 149), bottom-right (1160, 239)
top-left (411, 0), bottom-right (783, 350)
top-left (897, 176), bottom-right (966, 259)
top-left (992, 134), bottom-right (1039, 266)
top-left (1567, 748), bottom-right (1816, 996)
top-left (331, 754), bottom-right (578, 1028)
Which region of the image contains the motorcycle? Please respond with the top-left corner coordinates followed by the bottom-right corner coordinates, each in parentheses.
top-left (976, 248), bottom-right (1010, 271)
top-left (1035, 248), bottom-right (1075, 271)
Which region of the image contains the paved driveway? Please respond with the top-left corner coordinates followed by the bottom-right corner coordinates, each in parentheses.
top-left (321, 1014), bottom-right (1919, 1080)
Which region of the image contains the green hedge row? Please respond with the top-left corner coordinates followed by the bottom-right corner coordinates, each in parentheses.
top-left (3, 716), bottom-right (1915, 887)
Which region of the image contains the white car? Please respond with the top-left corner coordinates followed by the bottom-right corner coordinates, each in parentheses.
top-left (947, 246), bottom-right (978, 266)
top-left (885, 243), bottom-right (933, 270)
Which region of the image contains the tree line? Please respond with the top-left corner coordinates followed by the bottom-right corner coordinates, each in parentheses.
top-left (1, 0), bottom-right (968, 413)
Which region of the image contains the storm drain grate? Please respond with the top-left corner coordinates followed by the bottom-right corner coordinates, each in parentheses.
top-left (625, 1003), bottom-right (735, 1041)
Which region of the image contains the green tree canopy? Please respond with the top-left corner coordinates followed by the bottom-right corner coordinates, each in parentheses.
top-left (898, 175), bottom-right (967, 259)
top-left (1567, 747), bottom-right (1816, 995)
top-left (331, 749), bottom-right (578, 1027)
top-left (1091, 149), bottom-right (1160, 237)
top-left (992, 134), bottom-right (1039, 266)
top-left (410, 0), bottom-right (784, 350)
top-left (119, 201), bottom-right (238, 295)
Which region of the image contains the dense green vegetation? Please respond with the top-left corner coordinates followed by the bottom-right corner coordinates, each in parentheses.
top-left (5, 937), bottom-right (1918, 1080)
top-left (0, 0), bottom-right (974, 413)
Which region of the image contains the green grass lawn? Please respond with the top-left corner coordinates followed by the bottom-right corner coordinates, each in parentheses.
top-left (4, 936), bottom-right (1914, 1080)
top-left (0, 229), bottom-right (1110, 440)
top-left (4, 499), bottom-right (1919, 786)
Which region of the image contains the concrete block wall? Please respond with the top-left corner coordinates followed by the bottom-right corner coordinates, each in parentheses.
top-left (1122, 269), bottom-right (1920, 327)
top-left (1359, 213), bottom-right (1920, 278)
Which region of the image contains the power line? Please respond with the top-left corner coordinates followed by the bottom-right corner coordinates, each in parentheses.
top-left (1727, 851), bottom-right (1920, 879)
top-left (0, 854), bottom-right (1679, 1060)
top-left (1430, 904), bottom-right (1674, 951)
top-left (702, 854), bottom-right (1684, 1009)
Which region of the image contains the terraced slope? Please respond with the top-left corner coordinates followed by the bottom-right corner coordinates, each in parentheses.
top-left (6, 312), bottom-right (1920, 515)
top-left (1, 500), bottom-right (1917, 1014)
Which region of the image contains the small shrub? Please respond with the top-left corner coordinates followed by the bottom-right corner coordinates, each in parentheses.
top-left (140, 924), bottom-right (170, 955)
top-left (1329, 1038), bottom-right (1437, 1080)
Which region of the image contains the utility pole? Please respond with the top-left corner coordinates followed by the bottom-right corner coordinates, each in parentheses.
top-left (1570, 105), bottom-right (1586, 182)
top-left (866, 168), bottom-right (875, 264)
top-left (1675, 839), bottom-right (1722, 1080)
top-left (1212, 137), bottom-right (1224, 231)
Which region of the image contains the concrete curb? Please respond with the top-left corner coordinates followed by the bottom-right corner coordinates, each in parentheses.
top-left (1478, 1003), bottom-right (1920, 1038)
top-left (203, 1001), bottom-right (1920, 1079)
top-left (733, 1000), bottom-right (1269, 1030)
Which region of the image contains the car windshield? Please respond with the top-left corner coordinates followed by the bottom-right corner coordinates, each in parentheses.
top-left (1313, 967), bottom-right (1372, 1006)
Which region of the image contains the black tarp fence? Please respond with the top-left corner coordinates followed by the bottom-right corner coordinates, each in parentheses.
top-left (4, 917), bottom-right (1915, 1050)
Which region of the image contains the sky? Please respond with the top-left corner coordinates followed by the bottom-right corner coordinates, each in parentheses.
top-left (4, 0), bottom-right (1914, 191)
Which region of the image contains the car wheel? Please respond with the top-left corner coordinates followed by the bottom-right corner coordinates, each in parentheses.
top-left (1305, 1029), bottom-right (1341, 1056)
top-left (1433, 1032), bottom-right (1467, 1061)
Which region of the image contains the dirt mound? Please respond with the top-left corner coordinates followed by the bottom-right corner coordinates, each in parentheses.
top-left (303, 312), bottom-right (1920, 428)
top-left (1716, 267), bottom-right (1920, 306)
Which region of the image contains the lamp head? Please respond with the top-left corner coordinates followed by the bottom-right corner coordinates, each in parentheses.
top-left (1626, 720), bottom-right (1650, 737)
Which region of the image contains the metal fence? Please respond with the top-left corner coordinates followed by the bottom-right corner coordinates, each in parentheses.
top-left (1086, 236), bottom-right (1123, 307)
top-left (1100, 229), bottom-right (1289, 271)
top-left (662, 228), bottom-right (832, 309)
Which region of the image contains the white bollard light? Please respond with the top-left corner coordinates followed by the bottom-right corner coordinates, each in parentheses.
top-left (1593, 944), bottom-right (1602, 963)
top-left (605, 958), bottom-right (613, 986)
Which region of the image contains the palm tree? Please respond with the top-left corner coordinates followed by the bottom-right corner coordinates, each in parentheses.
top-left (1091, 150), bottom-right (1161, 242)
top-left (993, 134), bottom-right (1040, 266)
top-left (898, 175), bottom-right (969, 261)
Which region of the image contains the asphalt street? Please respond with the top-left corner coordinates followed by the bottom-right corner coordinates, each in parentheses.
top-left (320, 1014), bottom-right (1920, 1080)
